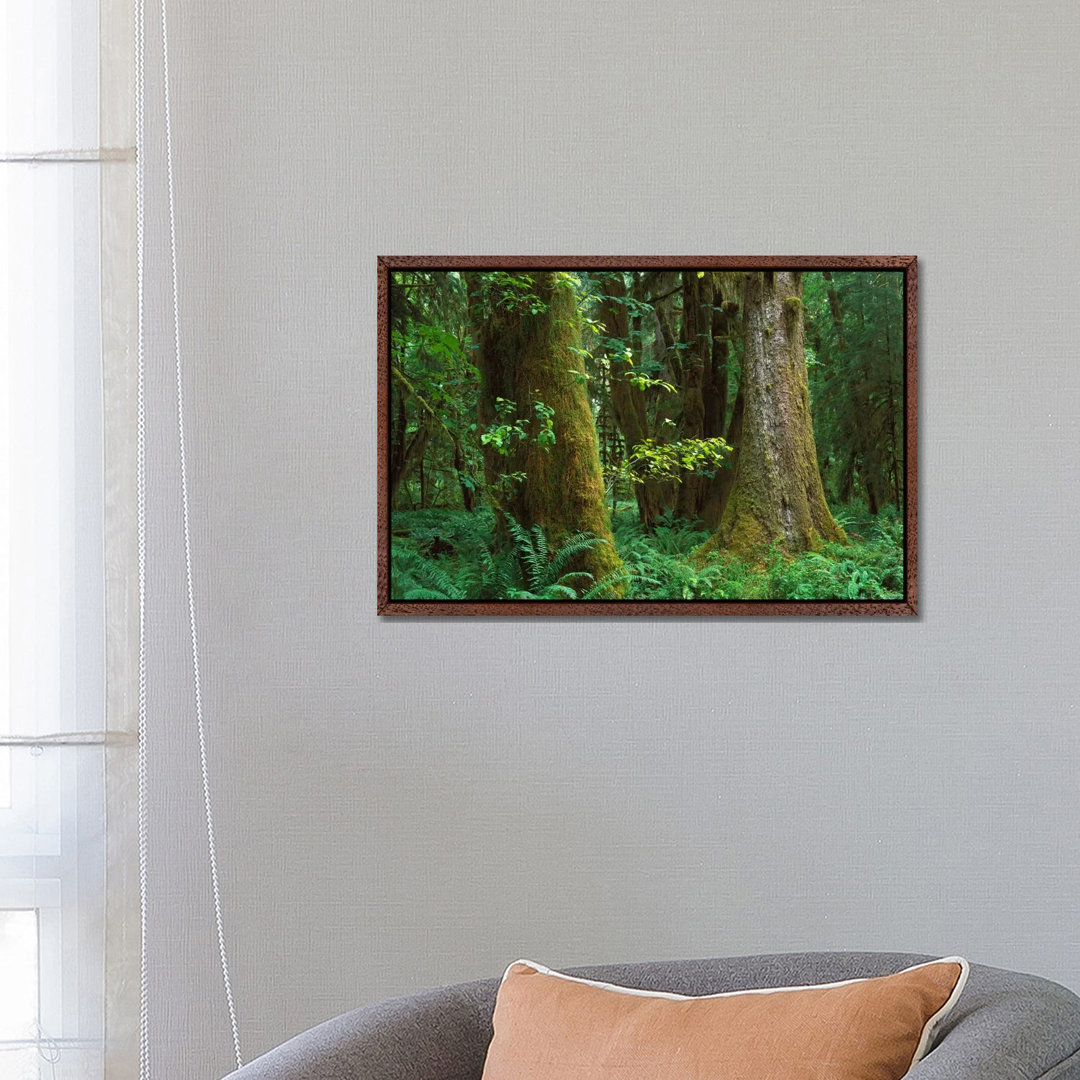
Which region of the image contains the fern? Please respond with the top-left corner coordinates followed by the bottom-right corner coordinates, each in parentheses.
top-left (508, 582), bottom-right (580, 601)
top-left (390, 545), bottom-right (468, 600)
top-left (547, 532), bottom-right (608, 581)
top-left (392, 515), bottom-right (621, 601)
top-left (579, 568), bottom-right (643, 600)
top-left (532, 523), bottom-right (550, 566)
top-left (503, 518), bottom-right (612, 597)
top-left (505, 520), bottom-right (548, 591)
top-left (475, 545), bottom-right (519, 599)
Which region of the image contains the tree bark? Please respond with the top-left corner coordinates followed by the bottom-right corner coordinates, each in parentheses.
top-left (466, 272), bottom-right (625, 590)
top-left (701, 271), bottom-right (844, 556)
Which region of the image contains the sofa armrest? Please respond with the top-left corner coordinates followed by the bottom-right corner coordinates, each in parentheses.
top-left (221, 979), bottom-right (496, 1080)
top-left (909, 966), bottom-right (1080, 1080)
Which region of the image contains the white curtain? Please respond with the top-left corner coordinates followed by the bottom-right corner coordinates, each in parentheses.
top-left (1, 1), bottom-right (137, 1078)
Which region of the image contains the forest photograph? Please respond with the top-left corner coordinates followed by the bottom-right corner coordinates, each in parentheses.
top-left (378, 257), bottom-right (915, 614)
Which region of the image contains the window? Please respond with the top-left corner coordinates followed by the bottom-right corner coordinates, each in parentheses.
top-left (1, 2), bottom-right (118, 1077)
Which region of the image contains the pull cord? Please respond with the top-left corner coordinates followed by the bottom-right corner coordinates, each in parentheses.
top-left (135, 0), bottom-right (244, 1069)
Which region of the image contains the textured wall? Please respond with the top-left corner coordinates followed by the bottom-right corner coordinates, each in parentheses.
top-left (138, 2), bottom-right (1080, 1076)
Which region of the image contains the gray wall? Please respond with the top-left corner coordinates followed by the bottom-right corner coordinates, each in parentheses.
top-left (139, 2), bottom-right (1080, 1076)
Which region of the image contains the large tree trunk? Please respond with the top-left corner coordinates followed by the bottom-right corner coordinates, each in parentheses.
top-left (702, 271), bottom-right (844, 556)
top-left (466, 272), bottom-right (625, 590)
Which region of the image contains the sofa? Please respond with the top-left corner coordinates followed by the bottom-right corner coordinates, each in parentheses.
top-left (223, 951), bottom-right (1080, 1079)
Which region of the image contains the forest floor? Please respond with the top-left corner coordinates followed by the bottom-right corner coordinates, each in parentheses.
top-left (390, 501), bottom-right (904, 603)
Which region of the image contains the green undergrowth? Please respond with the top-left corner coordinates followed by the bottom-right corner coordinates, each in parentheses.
top-left (391, 508), bottom-right (628, 600)
top-left (614, 502), bottom-right (903, 601)
top-left (391, 503), bottom-right (903, 602)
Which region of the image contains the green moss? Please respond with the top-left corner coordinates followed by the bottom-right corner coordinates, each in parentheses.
top-left (724, 513), bottom-right (769, 556)
top-left (476, 272), bottom-right (626, 594)
top-left (700, 270), bottom-right (846, 560)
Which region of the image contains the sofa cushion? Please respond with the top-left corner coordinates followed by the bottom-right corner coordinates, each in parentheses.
top-left (481, 956), bottom-right (968, 1080)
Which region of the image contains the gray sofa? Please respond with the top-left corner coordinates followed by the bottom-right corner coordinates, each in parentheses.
top-left (224, 952), bottom-right (1080, 1079)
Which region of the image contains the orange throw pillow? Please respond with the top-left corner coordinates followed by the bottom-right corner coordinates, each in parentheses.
top-left (481, 957), bottom-right (968, 1080)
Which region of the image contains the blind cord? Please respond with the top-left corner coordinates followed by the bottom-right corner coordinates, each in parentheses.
top-left (134, 0), bottom-right (150, 1073)
top-left (159, 0), bottom-right (244, 1065)
top-left (135, 0), bottom-right (244, 1070)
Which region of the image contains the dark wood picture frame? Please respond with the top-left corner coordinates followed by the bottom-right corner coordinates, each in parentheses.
top-left (378, 256), bottom-right (917, 617)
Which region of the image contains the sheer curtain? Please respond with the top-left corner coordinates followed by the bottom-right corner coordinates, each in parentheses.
top-left (1, 1), bottom-right (137, 1078)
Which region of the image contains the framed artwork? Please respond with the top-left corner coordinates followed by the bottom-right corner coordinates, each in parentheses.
top-left (378, 256), bottom-right (916, 616)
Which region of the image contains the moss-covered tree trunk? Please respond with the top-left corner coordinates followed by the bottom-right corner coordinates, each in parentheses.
top-left (466, 272), bottom-right (625, 590)
top-left (701, 271), bottom-right (844, 557)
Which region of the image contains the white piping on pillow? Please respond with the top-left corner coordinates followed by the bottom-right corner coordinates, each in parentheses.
top-left (502, 956), bottom-right (970, 1069)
